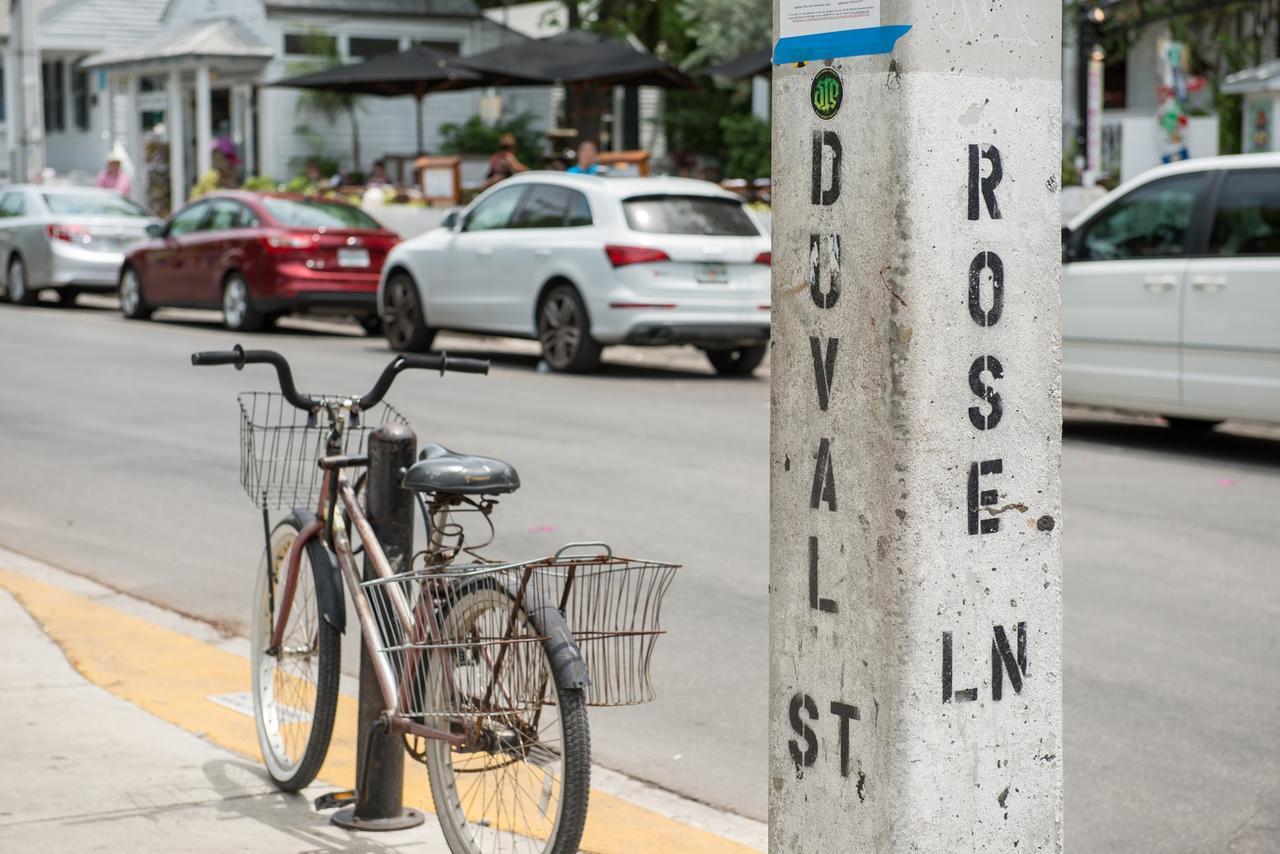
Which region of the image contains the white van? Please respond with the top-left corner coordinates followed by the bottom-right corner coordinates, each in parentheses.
top-left (1062, 153), bottom-right (1280, 427)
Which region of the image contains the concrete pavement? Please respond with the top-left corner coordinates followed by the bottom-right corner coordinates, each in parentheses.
top-left (0, 545), bottom-right (767, 853)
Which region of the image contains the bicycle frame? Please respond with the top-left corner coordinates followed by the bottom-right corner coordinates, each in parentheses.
top-left (268, 464), bottom-right (466, 747)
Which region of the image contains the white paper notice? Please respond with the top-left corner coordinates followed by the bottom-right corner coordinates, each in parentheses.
top-left (779, 0), bottom-right (881, 39)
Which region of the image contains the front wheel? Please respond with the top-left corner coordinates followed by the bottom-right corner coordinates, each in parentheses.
top-left (383, 272), bottom-right (436, 352)
top-left (251, 517), bottom-right (341, 792)
top-left (119, 266), bottom-right (153, 320)
top-left (424, 586), bottom-right (591, 854)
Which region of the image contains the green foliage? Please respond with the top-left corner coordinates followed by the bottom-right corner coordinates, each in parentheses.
top-left (438, 112), bottom-right (544, 168)
top-left (242, 175), bottom-right (279, 192)
top-left (677, 0), bottom-right (770, 67)
top-left (188, 170), bottom-right (223, 200)
top-left (719, 113), bottom-right (770, 179)
top-left (1062, 141), bottom-right (1081, 187)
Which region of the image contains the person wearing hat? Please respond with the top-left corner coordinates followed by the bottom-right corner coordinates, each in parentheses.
top-left (484, 132), bottom-right (528, 188)
top-left (96, 144), bottom-right (132, 196)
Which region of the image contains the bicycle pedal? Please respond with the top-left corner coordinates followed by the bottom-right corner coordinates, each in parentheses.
top-left (313, 789), bottom-right (357, 811)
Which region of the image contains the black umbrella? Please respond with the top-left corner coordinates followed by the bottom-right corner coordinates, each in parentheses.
top-left (456, 30), bottom-right (697, 90)
top-left (270, 45), bottom-right (484, 155)
top-left (704, 48), bottom-right (772, 81)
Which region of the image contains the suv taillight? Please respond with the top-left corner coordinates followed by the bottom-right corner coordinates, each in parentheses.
top-left (754, 251), bottom-right (771, 265)
top-left (605, 245), bottom-right (670, 267)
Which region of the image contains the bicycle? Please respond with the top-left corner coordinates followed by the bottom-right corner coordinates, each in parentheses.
top-left (192, 345), bottom-right (677, 854)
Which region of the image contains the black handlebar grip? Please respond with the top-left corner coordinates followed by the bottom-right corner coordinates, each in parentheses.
top-left (444, 356), bottom-right (490, 375)
top-left (190, 346), bottom-right (245, 368)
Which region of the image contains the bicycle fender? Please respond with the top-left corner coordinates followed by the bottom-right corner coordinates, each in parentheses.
top-left (527, 603), bottom-right (590, 691)
top-left (285, 509), bottom-right (347, 635)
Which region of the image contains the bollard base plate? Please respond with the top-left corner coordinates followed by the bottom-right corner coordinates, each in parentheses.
top-left (331, 806), bottom-right (426, 832)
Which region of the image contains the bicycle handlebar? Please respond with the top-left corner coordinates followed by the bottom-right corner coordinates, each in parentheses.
top-left (190, 345), bottom-right (489, 411)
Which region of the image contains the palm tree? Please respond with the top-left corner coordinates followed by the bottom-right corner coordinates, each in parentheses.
top-left (288, 30), bottom-right (362, 176)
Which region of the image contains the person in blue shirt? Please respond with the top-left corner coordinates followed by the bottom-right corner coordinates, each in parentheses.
top-left (567, 141), bottom-right (601, 175)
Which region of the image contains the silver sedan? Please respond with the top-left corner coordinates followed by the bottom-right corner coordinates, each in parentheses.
top-left (0, 185), bottom-right (159, 306)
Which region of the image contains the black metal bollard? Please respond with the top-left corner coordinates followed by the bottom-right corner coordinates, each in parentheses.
top-left (331, 423), bottom-right (426, 832)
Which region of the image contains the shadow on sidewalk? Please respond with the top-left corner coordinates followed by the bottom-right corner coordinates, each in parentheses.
top-left (202, 759), bottom-right (405, 853)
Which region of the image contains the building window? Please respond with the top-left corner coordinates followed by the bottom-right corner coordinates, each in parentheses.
top-left (350, 37), bottom-right (400, 60)
top-left (72, 67), bottom-right (90, 131)
top-left (1103, 57), bottom-right (1126, 111)
top-left (42, 60), bottom-right (65, 132)
top-left (284, 32), bottom-right (338, 57)
top-left (412, 39), bottom-right (460, 56)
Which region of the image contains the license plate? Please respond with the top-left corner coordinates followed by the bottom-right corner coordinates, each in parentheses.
top-left (697, 262), bottom-right (729, 284)
top-left (338, 248), bottom-right (370, 268)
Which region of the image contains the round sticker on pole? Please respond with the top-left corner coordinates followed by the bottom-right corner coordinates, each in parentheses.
top-left (811, 68), bottom-right (843, 120)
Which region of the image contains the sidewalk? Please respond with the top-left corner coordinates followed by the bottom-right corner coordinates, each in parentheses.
top-left (0, 549), bottom-right (767, 853)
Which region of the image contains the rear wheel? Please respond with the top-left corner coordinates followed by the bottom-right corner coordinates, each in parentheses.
top-left (251, 517), bottom-right (341, 792)
top-left (423, 586), bottom-right (590, 854)
top-left (538, 284), bottom-right (601, 373)
top-left (223, 272), bottom-right (265, 332)
top-left (704, 343), bottom-right (767, 376)
top-left (384, 272), bottom-right (435, 352)
top-left (119, 266), bottom-right (153, 320)
top-left (7, 256), bottom-right (37, 306)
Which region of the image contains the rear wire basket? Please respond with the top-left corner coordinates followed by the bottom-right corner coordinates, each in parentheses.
top-left (238, 391), bottom-right (408, 510)
top-left (361, 548), bottom-right (678, 721)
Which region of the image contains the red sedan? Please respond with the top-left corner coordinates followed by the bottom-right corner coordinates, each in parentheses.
top-left (119, 191), bottom-right (399, 332)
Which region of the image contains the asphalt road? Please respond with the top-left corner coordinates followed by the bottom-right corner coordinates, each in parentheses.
top-left (2, 299), bottom-right (1277, 848)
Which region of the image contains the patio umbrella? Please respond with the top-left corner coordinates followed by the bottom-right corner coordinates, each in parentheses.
top-left (704, 48), bottom-right (772, 80)
top-left (455, 30), bottom-right (697, 90)
top-left (269, 45), bottom-right (484, 155)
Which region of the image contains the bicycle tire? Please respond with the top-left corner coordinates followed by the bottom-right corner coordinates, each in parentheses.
top-left (251, 516), bottom-right (341, 792)
top-left (423, 586), bottom-right (591, 854)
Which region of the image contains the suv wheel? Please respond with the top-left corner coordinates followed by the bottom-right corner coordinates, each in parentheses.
top-left (538, 284), bottom-right (601, 372)
top-left (704, 344), bottom-right (767, 376)
top-left (383, 272), bottom-right (436, 352)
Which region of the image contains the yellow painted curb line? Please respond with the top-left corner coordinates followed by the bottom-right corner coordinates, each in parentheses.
top-left (0, 569), bottom-right (753, 853)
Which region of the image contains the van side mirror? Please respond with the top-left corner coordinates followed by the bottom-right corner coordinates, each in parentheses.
top-left (1061, 225), bottom-right (1074, 263)
top-left (441, 210), bottom-right (460, 231)
top-left (146, 222), bottom-right (164, 238)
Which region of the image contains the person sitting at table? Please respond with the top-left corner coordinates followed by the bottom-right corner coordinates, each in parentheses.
top-left (96, 145), bottom-right (132, 196)
top-left (567, 141), bottom-right (603, 175)
top-left (367, 160), bottom-right (391, 186)
top-left (484, 133), bottom-right (528, 188)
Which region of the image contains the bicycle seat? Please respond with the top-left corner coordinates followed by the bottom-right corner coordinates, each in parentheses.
top-left (402, 443), bottom-right (521, 496)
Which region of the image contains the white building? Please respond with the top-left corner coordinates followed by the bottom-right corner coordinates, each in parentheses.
top-left (1, 0), bottom-right (548, 210)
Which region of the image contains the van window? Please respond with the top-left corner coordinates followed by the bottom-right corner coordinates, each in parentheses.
top-left (1208, 169), bottom-right (1280, 256)
top-left (1077, 173), bottom-right (1205, 261)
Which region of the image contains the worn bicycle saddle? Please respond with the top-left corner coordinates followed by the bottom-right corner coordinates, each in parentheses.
top-left (402, 443), bottom-right (521, 495)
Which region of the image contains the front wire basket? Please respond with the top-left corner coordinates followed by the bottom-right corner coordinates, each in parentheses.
top-left (360, 545), bottom-right (679, 723)
top-left (238, 391), bottom-right (408, 510)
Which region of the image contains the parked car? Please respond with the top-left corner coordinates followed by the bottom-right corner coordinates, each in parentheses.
top-left (120, 191), bottom-right (399, 332)
top-left (1062, 153), bottom-right (1280, 426)
top-left (0, 185), bottom-right (159, 306)
top-left (377, 173), bottom-right (772, 374)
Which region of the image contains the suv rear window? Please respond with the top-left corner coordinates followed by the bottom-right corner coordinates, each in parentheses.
top-left (623, 195), bottom-right (759, 236)
top-left (262, 197), bottom-right (381, 230)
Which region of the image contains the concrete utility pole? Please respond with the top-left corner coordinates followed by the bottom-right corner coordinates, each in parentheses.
top-left (9, 0), bottom-right (46, 183)
top-left (769, 1), bottom-right (1062, 851)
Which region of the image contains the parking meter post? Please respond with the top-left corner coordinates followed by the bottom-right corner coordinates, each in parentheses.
top-left (331, 423), bottom-right (426, 832)
top-left (769, 2), bottom-right (1063, 851)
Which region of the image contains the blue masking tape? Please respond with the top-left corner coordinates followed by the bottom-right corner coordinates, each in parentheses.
top-left (772, 25), bottom-right (911, 64)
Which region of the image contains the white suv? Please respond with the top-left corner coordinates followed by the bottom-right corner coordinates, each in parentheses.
top-left (377, 173), bottom-right (772, 374)
top-left (1062, 153), bottom-right (1280, 426)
